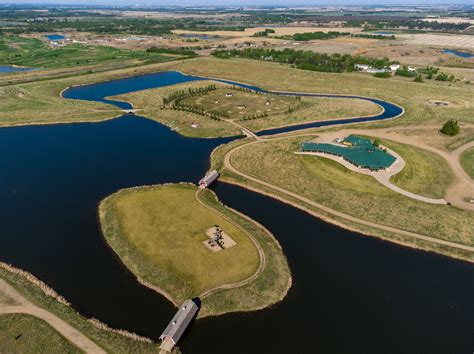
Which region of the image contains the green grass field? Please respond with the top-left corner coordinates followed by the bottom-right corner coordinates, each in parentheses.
top-left (100, 184), bottom-right (260, 301)
top-left (228, 137), bottom-right (473, 250)
top-left (99, 183), bottom-right (290, 317)
top-left (0, 313), bottom-right (81, 353)
top-left (384, 139), bottom-right (454, 199)
top-left (0, 36), bottom-right (171, 69)
top-left (460, 147), bottom-right (474, 179)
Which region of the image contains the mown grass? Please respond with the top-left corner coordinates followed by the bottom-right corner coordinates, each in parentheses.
top-left (0, 268), bottom-right (162, 353)
top-left (460, 147), bottom-right (474, 179)
top-left (0, 36), bottom-right (170, 69)
top-left (0, 313), bottom-right (82, 354)
top-left (229, 137), bottom-right (473, 247)
top-left (383, 138), bottom-right (454, 199)
top-left (99, 183), bottom-right (291, 317)
top-left (100, 184), bottom-right (260, 302)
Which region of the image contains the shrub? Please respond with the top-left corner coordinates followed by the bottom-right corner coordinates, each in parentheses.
top-left (440, 119), bottom-right (460, 136)
top-left (373, 71), bottom-right (391, 78)
top-left (414, 74), bottom-right (423, 83)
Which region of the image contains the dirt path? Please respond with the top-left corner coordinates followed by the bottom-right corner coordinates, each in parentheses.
top-left (222, 138), bottom-right (474, 254)
top-left (0, 279), bottom-right (105, 354)
top-left (194, 190), bottom-right (266, 299)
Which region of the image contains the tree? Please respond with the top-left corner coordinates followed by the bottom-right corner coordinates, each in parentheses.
top-left (373, 138), bottom-right (381, 147)
top-left (414, 74), bottom-right (423, 83)
top-left (440, 119), bottom-right (460, 136)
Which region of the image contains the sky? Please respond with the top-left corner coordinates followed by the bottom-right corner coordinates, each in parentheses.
top-left (3, 0), bottom-right (473, 6)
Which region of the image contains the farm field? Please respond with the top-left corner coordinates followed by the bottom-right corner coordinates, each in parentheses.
top-left (99, 184), bottom-right (290, 317)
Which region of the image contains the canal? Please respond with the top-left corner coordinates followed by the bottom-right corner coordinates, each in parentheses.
top-left (0, 71), bottom-right (472, 353)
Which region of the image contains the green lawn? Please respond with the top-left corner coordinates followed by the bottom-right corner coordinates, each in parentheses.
top-left (99, 183), bottom-right (290, 317)
top-left (384, 139), bottom-right (454, 199)
top-left (0, 313), bottom-right (81, 353)
top-left (460, 147), bottom-right (474, 179)
top-left (0, 36), bottom-right (170, 69)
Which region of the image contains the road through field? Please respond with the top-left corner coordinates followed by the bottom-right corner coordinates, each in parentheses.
top-left (0, 279), bottom-right (105, 354)
top-left (222, 135), bottom-right (474, 254)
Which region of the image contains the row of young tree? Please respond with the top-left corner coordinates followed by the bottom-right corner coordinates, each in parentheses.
top-left (212, 48), bottom-right (395, 73)
top-left (162, 85), bottom-right (217, 105)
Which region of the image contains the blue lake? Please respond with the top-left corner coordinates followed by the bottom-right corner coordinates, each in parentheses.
top-left (46, 34), bottom-right (65, 41)
top-left (443, 49), bottom-right (474, 58)
top-left (1, 70), bottom-right (472, 353)
top-left (0, 65), bottom-right (37, 73)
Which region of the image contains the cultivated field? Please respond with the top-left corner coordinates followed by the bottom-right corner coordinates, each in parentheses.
top-left (99, 183), bottom-right (291, 317)
top-left (398, 33), bottom-right (474, 49)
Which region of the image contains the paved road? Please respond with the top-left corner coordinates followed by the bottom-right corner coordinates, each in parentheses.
top-left (0, 279), bottom-right (105, 354)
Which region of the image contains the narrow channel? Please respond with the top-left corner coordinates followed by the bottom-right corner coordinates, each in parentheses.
top-left (0, 71), bottom-right (471, 353)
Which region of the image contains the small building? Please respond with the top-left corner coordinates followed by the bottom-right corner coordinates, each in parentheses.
top-left (389, 64), bottom-right (400, 71)
top-left (199, 170), bottom-right (219, 189)
top-left (301, 135), bottom-right (396, 171)
top-left (159, 299), bottom-right (199, 351)
top-left (366, 67), bottom-right (387, 74)
top-left (225, 93), bottom-right (233, 97)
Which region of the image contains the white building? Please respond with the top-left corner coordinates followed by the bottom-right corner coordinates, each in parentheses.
top-left (389, 64), bottom-right (401, 71)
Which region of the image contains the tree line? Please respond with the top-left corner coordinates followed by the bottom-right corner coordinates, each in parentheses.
top-left (212, 48), bottom-right (395, 73)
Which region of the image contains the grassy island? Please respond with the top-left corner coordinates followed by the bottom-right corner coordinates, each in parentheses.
top-left (99, 183), bottom-right (291, 317)
top-left (111, 80), bottom-right (381, 138)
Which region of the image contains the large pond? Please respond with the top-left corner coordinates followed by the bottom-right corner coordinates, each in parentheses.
top-left (0, 65), bottom-right (37, 73)
top-left (1, 71), bottom-right (472, 353)
top-left (443, 49), bottom-right (474, 58)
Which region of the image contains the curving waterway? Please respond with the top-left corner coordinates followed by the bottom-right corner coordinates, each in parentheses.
top-left (0, 71), bottom-right (472, 353)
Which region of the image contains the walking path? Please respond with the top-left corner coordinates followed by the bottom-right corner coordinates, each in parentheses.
top-left (194, 190), bottom-right (266, 299)
top-left (222, 135), bottom-right (474, 254)
top-left (0, 279), bottom-right (105, 354)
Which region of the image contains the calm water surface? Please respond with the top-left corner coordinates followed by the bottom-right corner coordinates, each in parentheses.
top-left (0, 71), bottom-right (472, 353)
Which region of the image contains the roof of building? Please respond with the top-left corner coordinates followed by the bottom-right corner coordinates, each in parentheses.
top-left (301, 135), bottom-right (396, 170)
top-left (159, 299), bottom-right (199, 345)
